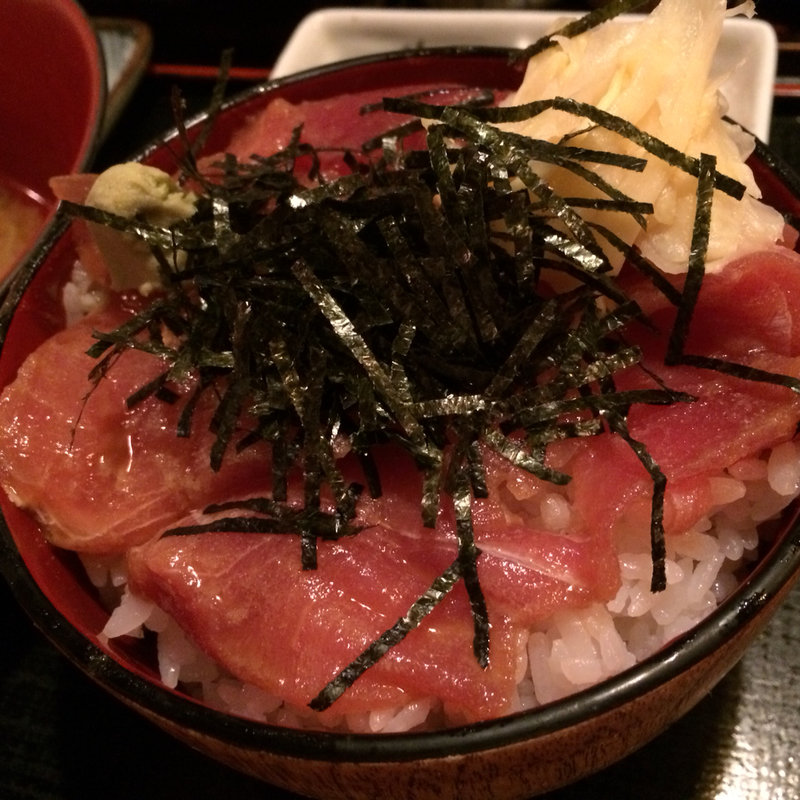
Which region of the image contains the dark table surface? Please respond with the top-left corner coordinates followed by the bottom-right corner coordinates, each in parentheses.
top-left (3, 3), bottom-right (800, 799)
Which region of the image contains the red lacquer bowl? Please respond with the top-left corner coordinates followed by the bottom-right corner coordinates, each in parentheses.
top-left (1, 49), bottom-right (799, 800)
top-left (0, 0), bottom-right (105, 286)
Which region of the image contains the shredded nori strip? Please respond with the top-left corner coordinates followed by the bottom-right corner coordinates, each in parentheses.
top-left (514, 0), bottom-right (658, 62)
top-left (65, 50), bottom-right (797, 712)
top-left (383, 96), bottom-right (747, 201)
top-left (309, 555), bottom-right (467, 711)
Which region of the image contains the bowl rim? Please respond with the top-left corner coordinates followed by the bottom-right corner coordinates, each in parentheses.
top-left (2, 45), bottom-right (800, 763)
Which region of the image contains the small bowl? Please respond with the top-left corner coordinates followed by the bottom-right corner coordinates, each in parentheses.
top-left (1, 50), bottom-right (800, 800)
top-left (0, 0), bottom-right (105, 286)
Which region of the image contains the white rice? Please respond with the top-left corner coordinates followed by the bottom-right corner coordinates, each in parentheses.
top-left (81, 440), bottom-right (799, 733)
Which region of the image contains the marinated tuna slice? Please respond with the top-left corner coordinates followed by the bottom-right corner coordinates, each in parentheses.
top-left (128, 525), bottom-right (527, 722)
top-left (558, 249), bottom-right (800, 541)
top-left (122, 433), bottom-right (624, 722)
top-left (209, 84), bottom-right (502, 180)
top-left (620, 250), bottom-right (800, 475)
top-left (621, 248), bottom-right (800, 360)
top-left (355, 445), bottom-right (623, 618)
top-left (48, 173), bottom-right (110, 287)
top-left (463, 249), bottom-right (800, 563)
top-left (0, 299), bottom-right (271, 554)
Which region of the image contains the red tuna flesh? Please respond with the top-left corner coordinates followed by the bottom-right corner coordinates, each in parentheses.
top-left (0, 297), bottom-right (272, 554)
top-left (128, 525), bottom-right (529, 723)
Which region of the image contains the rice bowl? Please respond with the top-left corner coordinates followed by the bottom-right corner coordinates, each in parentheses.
top-left (2, 11), bottom-right (800, 800)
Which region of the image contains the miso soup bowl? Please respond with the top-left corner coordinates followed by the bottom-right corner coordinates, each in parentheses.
top-left (1, 49), bottom-right (800, 800)
top-left (0, 0), bottom-right (105, 286)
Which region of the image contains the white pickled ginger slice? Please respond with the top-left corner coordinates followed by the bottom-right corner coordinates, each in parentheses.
top-left (505, 0), bottom-right (783, 274)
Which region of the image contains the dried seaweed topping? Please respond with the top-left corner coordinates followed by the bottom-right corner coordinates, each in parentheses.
top-left (383, 96), bottom-right (747, 201)
top-left (515, 0), bottom-right (658, 62)
top-left (65, 70), bottom-right (788, 711)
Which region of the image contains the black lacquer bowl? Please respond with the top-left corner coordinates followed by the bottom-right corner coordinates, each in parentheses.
top-left (1, 49), bottom-right (799, 800)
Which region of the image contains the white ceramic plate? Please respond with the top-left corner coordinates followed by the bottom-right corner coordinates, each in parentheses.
top-left (272, 8), bottom-right (778, 142)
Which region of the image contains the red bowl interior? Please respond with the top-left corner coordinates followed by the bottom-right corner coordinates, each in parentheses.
top-left (0, 0), bottom-right (105, 280)
top-left (1, 49), bottom-right (800, 765)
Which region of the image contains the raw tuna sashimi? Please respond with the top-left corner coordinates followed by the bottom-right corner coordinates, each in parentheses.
top-left (209, 84), bottom-right (506, 181)
top-left (0, 297), bottom-right (272, 554)
top-left (126, 441), bottom-right (622, 721)
top-left (128, 523), bottom-right (529, 722)
top-left (3, 245), bottom-right (800, 721)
